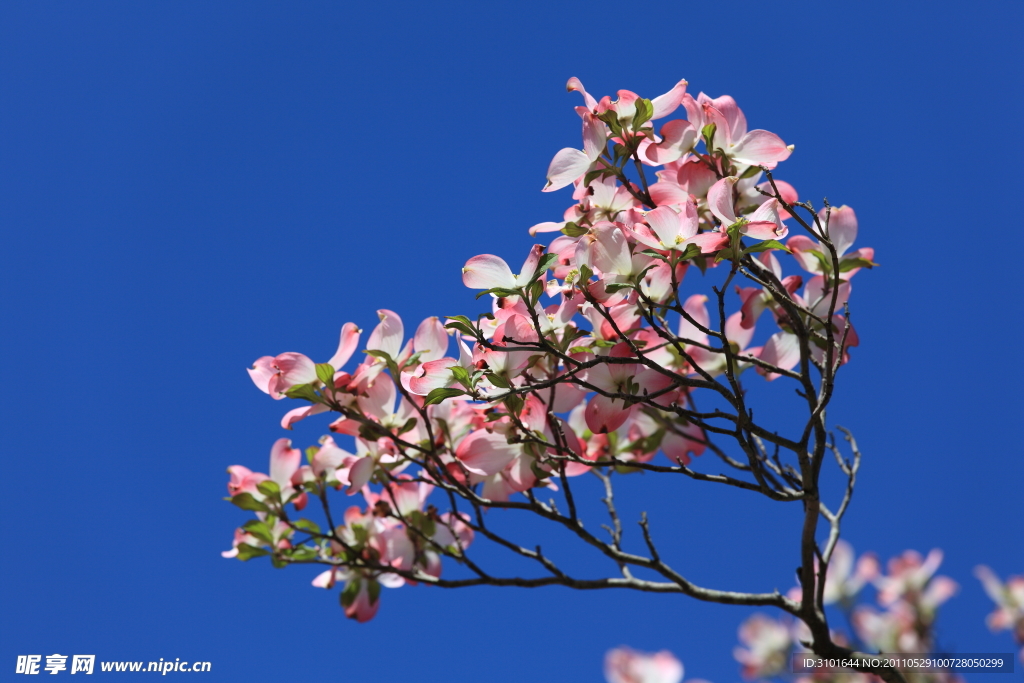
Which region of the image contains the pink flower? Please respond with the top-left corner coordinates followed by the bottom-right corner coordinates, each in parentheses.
top-left (604, 648), bottom-right (684, 683)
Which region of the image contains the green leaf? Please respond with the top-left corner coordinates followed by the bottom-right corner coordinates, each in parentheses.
top-left (423, 387), bottom-right (466, 406)
top-left (397, 417), bottom-right (418, 435)
top-left (560, 222), bottom-right (588, 238)
top-left (533, 252), bottom-right (559, 278)
top-left (838, 256), bottom-right (878, 272)
top-left (285, 383), bottom-right (320, 403)
top-left (632, 98), bottom-right (654, 130)
top-left (293, 519), bottom-right (321, 535)
top-left (256, 480), bottom-right (281, 499)
top-left (230, 492), bottom-right (269, 513)
top-left (806, 249), bottom-right (834, 274)
top-left (743, 239), bottom-right (791, 256)
top-left (739, 164), bottom-right (763, 179)
top-left (503, 393), bottom-right (524, 416)
top-left (305, 446), bottom-right (319, 464)
top-left (449, 365), bottom-right (472, 388)
top-left (701, 123), bottom-right (717, 148)
top-left (596, 110), bottom-right (622, 137)
top-left (241, 520), bottom-right (275, 544)
top-left (315, 363), bottom-right (335, 385)
top-left (445, 320), bottom-right (477, 337)
top-left (603, 283), bottom-right (633, 294)
top-left (528, 279), bottom-right (544, 304)
top-left (236, 543), bottom-right (270, 561)
top-left (640, 249), bottom-right (668, 260)
top-left (583, 168), bottom-right (606, 187)
top-left (287, 545), bottom-right (318, 562)
top-left (578, 264), bottom-right (593, 283)
top-left (475, 287), bottom-right (521, 300)
top-left (679, 243), bottom-right (702, 261)
top-left (567, 346), bottom-right (592, 354)
top-left (486, 373), bottom-right (511, 389)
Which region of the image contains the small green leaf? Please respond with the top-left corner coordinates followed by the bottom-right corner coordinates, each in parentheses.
top-left (449, 365), bottom-right (472, 388)
top-left (632, 98), bottom-right (654, 130)
top-left (305, 445), bottom-right (319, 464)
top-left (486, 373), bottom-right (511, 389)
top-left (293, 519), bottom-right (321, 535)
top-left (640, 249), bottom-right (668, 260)
top-left (230, 492), bottom-right (269, 513)
top-left (503, 393), bottom-right (524, 416)
top-left (560, 222), bottom-right (588, 238)
top-left (285, 383), bottom-right (320, 403)
top-left (838, 257), bottom-right (878, 272)
top-left (475, 287), bottom-right (521, 300)
top-left (603, 282), bottom-right (633, 294)
top-left (739, 164), bottom-right (763, 180)
top-left (423, 387), bottom-right (466, 406)
top-left (445, 320), bottom-right (477, 337)
top-left (528, 279), bottom-right (544, 304)
top-left (806, 250), bottom-right (834, 274)
top-left (397, 417), bottom-right (418, 435)
top-left (315, 363), bottom-right (335, 385)
top-left (236, 543), bottom-right (270, 561)
top-left (743, 240), bottom-right (791, 256)
top-left (536, 252), bottom-right (559, 273)
top-left (241, 520), bottom-right (275, 544)
top-left (578, 264), bottom-right (593, 283)
top-left (701, 123), bottom-right (717, 148)
top-left (287, 545), bottom-right (318, 562)
top-left (256, 480), bottom-right (281, 499)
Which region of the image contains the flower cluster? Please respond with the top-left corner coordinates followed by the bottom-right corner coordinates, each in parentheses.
top-left (224, 77), bottom-right (875, 624)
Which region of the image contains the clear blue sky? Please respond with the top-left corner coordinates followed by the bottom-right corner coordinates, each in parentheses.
top-left (1, 2), bottom-right (1021, 681)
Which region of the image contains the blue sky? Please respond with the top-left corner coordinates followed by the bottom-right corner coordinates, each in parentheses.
top-left (1, 2), bottom-right (1022, 681)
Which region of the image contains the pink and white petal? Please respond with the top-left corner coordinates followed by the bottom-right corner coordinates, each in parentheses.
top-left (280, 403), bottom-right (328, 430)
top-left (648, 181), bottom-right (690, 207)
top-left (685, 231), bottom-right (730, 254)
top-left (270, 352), bottom-right (318, 395)
top-left (758, 332), bottom-right (801, 380)
top-left (584, 394), bottom-right (635, 434)
top-left (401, 357), bottom-right (459, 396)
top-left (645, 206), bottom-right (683, 245)
top-left (543, 147), bottom-right (591, 192)
top-left (724, 311), bottom-right (754, 350)
top-left (826, 205), bottom-right (858, 257)
top-left (643, 119), bottom-right (696, 165)
top-left (528, 221), bottom-right (565, 236)
top-left (515, 244), bottom-right (545, 286)
top-left (651, 79), bottom-right (688, 119)
top-left (461, 254), bottom-right (517, 290)
top-left (247, 357), bottom-right (277, 395)
top-left (366, 309), bottom-right (404, 360)
top-left (566, 77), bottom-right (598, 111)
top-left (707, 177), bottom-right (739, 225)
top-left (662, 423), bottom-right (706, 465)
top-left (269, 438), bottom-right (301, 486)
top-left (413, 317), bottom-right (449, 362)
top-left (327, 322), bottom-right (361, 370)
top-left (730, 130), bottom-right (792, 166)
top-left (742, 220), bottom-right (786, 240)
top-left (456, 430), bottom-right (520, 476)
top-left (787, 235), bottom-right (824, 274)
top-left (582, 112), bottom-right (608, 162)
top-left (346, 457), bottom-right (376, 494)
